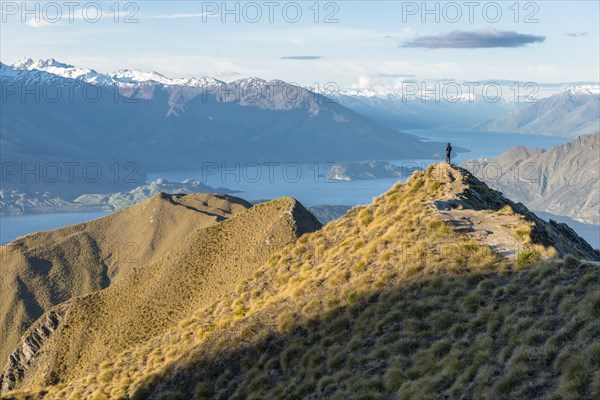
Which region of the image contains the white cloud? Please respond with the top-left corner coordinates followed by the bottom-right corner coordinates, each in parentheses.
top-left (351, 75), bottom-right (372, 89)
top-left (25, 18), bottom-right (62, 28)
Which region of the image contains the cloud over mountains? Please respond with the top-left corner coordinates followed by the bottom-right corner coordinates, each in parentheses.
top-left (402, 29), bottom-right (546, 49)
top-left (280, 55), bottom-right (323, 60)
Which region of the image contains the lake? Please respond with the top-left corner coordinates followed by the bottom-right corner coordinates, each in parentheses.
top-left (405, 128), bottom-right (571, 162)
top-left (534, 211), bottom-right (600, 250)
top-left (0, 211), bottom-right (110, 245)
top-left (2, 130), bottom-right (596, 249)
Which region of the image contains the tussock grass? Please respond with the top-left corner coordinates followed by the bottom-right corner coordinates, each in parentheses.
top-left (4, 165), bottom-right (599, 400)
top-left (0, 193), bottom-right (252, 368)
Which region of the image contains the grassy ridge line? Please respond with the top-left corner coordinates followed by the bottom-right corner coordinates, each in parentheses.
top-left (5, 165), bottom-right (598, 399)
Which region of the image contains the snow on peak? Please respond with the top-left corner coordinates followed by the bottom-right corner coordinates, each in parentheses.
top-left (110, 69), bottom-right (222, 88)
top-left (339, 88), bottom-right (401, 98)
top-left (566, 85), bottom-right (600, 96)
top-left (110, 69), bottom-right (171, 84)
top-left (5, 58), bottom-right (230, 89)
top-left (12, 57), bottom-right (35, 69)
top-left (13, 57), bottom-right (75, 71)
top-left (9, 57), bottom-right (115, 84)
top-left (231, 77), bottom-right (269, 87)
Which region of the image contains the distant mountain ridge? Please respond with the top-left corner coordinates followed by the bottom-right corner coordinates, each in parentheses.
top-left (474, 86), bottom-right (600, 137)
top-left (337, 88), bottom-right (517, 130)
top-left (1, 58), bottom-right (445, 180)
top-left (464, 133), bottom-right (600, 225)
top-left (2, 58), bottom-right (449, 213)
top-left (338, 83), bottom-right (599, 130)
top-left (7, 57), bottom-right (222, 88)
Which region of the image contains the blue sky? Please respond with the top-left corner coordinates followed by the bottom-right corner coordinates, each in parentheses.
top-left (1, 1), bottom-right (599, 88)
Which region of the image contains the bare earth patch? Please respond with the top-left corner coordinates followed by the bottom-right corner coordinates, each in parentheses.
top-left (434, 207), bottom-right (522, 259)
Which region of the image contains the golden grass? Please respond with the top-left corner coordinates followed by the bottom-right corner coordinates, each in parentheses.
top-left (3, 165), bottom-right (597, 400)
top-left (0, 193), bottom-right (252, 366)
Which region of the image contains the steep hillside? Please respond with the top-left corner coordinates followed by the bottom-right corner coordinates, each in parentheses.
top-left (0, 196), bottom-right (321, 394)
top-left (464, 133), bottom-right (600, 225)
top-left (0, 193), bottom-right (252, 369)
top-left (2, 164), bottom-right (598, 399)
top-left (474, 87), bottom-right (600, 137)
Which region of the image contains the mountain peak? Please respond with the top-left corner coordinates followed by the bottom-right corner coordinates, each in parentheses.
top-left (110, 68), bottom-right (170, 84)
top-left (423, 163), bottom-right (599, 260)
top-left (12, 57), bottom-right (75, 71)
top-left (566, 84), bottom-right (600, 96)
top-left (11, 57), bottom-right (34, 69)
top-left (230, 76), bottom-right (269, 86)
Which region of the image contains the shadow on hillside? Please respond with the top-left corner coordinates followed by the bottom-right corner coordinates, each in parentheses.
top-left (128, 260), bottom-right (599, 400)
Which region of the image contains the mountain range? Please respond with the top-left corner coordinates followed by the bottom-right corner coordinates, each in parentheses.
top-left (1, 164), bottom-right (599, 399)
top-left (464, 133), bottom-right (600, 225)
top-left (1, 58), bottom-right (444, 168)
top-left (338, 88), bottom-right (518, 130)
top-left (474, 86), bottom-right (600, 137)
top-left (337, 83), bottom-right (599, 133)
top-left (1, 58), bottom-right (453, 212)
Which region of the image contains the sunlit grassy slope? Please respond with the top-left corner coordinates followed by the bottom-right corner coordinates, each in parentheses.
top-left (2, 164), bottom-right (599, 400)
top-left (0, 193), bottom-right (252, 369)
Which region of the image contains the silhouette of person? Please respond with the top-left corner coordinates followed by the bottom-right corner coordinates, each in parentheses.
top-left (446, 143), bottom-right (452, 164)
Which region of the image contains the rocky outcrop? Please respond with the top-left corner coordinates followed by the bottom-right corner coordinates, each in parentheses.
top-left (0, 304), bottom-right (69, 393)
top-left (430, 163), bottom-right (600, 261)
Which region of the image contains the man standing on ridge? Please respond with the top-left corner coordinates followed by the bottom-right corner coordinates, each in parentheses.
top-left (446, 143), bottom-right (452, 164)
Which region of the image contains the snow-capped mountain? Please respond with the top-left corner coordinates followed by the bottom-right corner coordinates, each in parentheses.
top-left (7, 57), bottom-right (221, 88)
top-left (10, 57), bottom-right (116, 85)
top-left (1, 58), bottom-right (447, 201)
top-left (338, 82), bottom-right (600, 131)
top-left (109, 68), bottom-right (221, 87)
top-left (4, 58), bottom-right (331, 111)
top-left (566, 85), bottom-right (600, 96)
top-left (474, 86), bottom-right (600, 137)
top-left (337, 88), bottom-right (519, 130)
